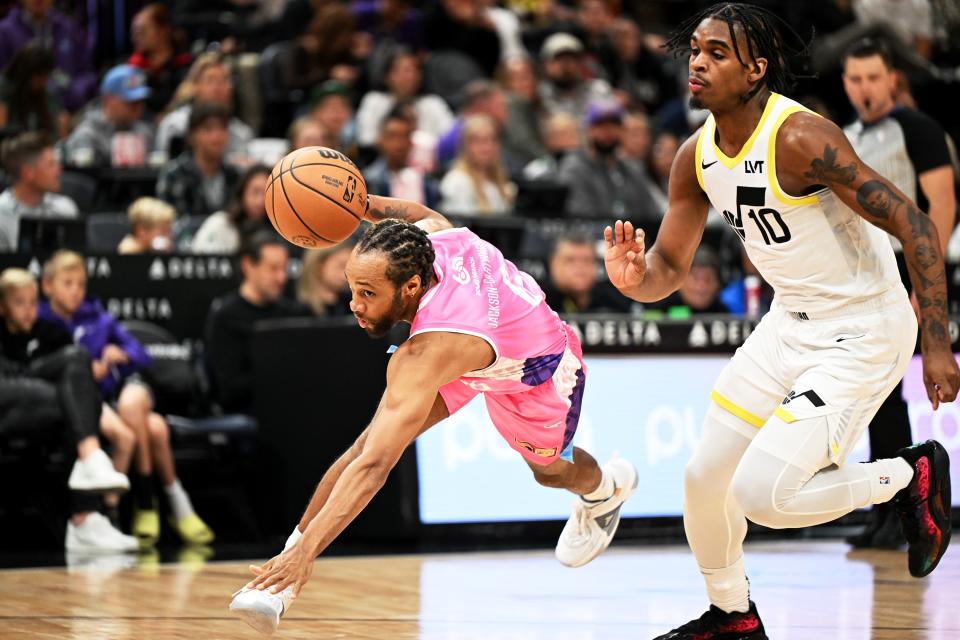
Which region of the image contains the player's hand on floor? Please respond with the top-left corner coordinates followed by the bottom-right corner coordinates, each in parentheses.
top-left (247, 543), bottom-right (314, 598)
top-left (603, 220), bottom-right (646, 292)
top-left (922, 350), bottom-right (960, 410)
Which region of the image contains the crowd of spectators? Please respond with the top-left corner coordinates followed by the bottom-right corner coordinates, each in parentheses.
top-left (0, 0), bottom-right (958, 551)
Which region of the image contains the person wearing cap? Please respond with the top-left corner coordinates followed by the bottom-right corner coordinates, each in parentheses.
top-left (309, 79), bottom-right (358, 159)
top-left (538, 32), bottom-right (612, 122)
top-left (63, 65), bottom-right (156, 169)
top-left (556, 98), bottom-right (660, 226)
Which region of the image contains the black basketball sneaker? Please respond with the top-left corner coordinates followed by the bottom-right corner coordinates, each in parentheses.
top-left (652, 601), bottom-right (768, 639)
top-left (893, 439), bottom-right (952, 578)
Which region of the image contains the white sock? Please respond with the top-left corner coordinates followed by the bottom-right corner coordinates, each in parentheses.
top-left (863, 457), bottom-right (914, 504)
top-left (284, 526), bottom-right (303, 551)
top-left (163, 479), bottom-right (195, 521)
top-left (702, 557), bottom-right (750, 613)
top-left (581, 469), bottom-right (614, 502)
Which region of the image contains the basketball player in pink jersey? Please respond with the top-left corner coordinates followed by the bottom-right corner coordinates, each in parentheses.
top-left (228, 194), bottom-right (638, 634)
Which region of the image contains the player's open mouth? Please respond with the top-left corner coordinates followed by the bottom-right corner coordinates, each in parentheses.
top-left (356, 317), bottom-right (368, 328)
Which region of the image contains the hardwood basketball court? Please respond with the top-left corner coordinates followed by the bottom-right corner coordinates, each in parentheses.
top-left (2, 541), bottom-right (957, 639)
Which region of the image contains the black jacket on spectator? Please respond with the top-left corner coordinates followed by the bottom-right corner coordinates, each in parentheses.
top-left (0, 318), bottom-right (73, 371)
top-left (557, 149), bottom-right (661, 229)
top-left (542, 281), bottom-right (632, 315)
top-left (204, 291), bottom-right (308, 414)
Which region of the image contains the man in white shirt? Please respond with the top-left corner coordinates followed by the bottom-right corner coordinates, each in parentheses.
top-left (0, 132), bottom-right (78, 251)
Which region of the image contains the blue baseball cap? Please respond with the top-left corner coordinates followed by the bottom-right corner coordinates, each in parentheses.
top-left (100, 65), bottom-right (151, 102)
top-left (586, 99), bottom-right (624, 126)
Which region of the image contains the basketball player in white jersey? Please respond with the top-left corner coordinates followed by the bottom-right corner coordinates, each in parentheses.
top-left (603, 4), bottom-right (959, 638)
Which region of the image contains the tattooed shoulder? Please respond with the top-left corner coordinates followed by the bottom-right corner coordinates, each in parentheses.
top-left (803, 144), bottom-right (858, 186)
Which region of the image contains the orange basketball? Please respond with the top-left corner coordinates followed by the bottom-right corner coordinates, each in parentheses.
top-left (264, 146), bottom-right (366, 249)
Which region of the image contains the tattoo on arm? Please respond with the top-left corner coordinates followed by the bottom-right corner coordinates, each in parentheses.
top-left (367, 203), bottom-right (413, 222)
top-left (855, 180), bottom-right (904, 220)
top-left (803, 144), bottom-right (858, 186)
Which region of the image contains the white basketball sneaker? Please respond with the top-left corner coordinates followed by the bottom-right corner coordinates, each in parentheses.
top-left (66, 512), bottom-right (139, 553)
top-left (555, 457), bottom-right (638, 568)
top-left (229, 586), bottom-right (295, 635)
top-left (68, 449), bottom-right (130, 493)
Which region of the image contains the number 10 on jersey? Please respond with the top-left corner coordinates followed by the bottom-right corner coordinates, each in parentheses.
top-left (723, 186), bottom-right (792, 245)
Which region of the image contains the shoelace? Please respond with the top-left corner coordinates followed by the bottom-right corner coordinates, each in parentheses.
top-left (571, 501), bottom-right (591, 538)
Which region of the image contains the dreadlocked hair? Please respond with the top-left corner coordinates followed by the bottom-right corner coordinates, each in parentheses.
top-left (665, 2), bottom-right (814, 100)
top-left (357, 219), bottom-right (436, 289)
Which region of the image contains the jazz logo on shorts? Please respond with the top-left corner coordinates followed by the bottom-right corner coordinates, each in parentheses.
top-left (515, 439), bottom-right (557, 458)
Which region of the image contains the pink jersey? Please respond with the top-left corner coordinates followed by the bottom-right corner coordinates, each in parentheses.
top-left (410, 227), bottom-right (570, 395)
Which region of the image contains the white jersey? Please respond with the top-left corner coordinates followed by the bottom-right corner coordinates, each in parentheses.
top-left (695, 93), bottom-right (902, 315)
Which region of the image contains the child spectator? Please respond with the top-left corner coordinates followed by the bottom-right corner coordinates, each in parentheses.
top-left (118, 197), bottom-right (176, 254)
top-left (39, 251), bottom-right (214, 548)
top-left (0, 268), bottom-right (136, 552)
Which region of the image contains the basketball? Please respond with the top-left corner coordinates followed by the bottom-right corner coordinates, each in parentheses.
top-left (265, 146), bottom-right (367, 249)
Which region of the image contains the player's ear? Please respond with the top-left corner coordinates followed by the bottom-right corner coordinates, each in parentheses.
top-left (403, 275), bottom-right (421, 296)
top-left (748, 57), bottom-right (768, 84)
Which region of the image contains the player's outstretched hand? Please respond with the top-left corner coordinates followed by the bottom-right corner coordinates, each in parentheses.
top-left (922, 351), bottom-right (960, 411)
top-left (247, 542), bottom-right (315, 598)
top-left (604, 220), bottom-right (646, 293)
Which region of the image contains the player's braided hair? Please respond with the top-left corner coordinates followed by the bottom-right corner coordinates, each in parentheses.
top-left (357, 219), bottom-right (436, 289)
top-left (665, 2), bottom-right (813, 101)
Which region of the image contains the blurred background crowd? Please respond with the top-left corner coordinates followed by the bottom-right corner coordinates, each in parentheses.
top-left (1, 0), bottom-right (959, 555)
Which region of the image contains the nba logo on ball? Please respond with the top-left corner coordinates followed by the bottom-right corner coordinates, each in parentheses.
top-left (265, 146), bottom-right (366, 249)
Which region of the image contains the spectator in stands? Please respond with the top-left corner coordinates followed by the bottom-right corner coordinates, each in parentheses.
top-left (523, 111), bottom-right (581, 181)
top-left (292, 2), bottom-right (360, 93)
top-left (498, 55), bottom-right (547, 169)
top-left (646, 129), bottom-right (680, 212)
top-left (206, 232), bottom-right (308, 414)
top-left (39, 251), bottom-right (214, 548)
top-left (608, 17), bottom-right (678, 114)
top-left (423, 0), bottom-right (502, 76)
top-left (0, 268), bottom-right (136, 552)
top-left (543, 234), bottom-right (631, 314)
top-left (192, 164), bottom-right (271, 254)
top-left (620, 111), bottom-right (652, 171)
top-left (440, 114), bottom-right (515, 216)
top-left (128, 3), bottom-right (193, 118)
top-left (363, 109), bottom-right (439, 208)
top-left (538, 33), bottom-right (612, 123)
top-left (436, 79), bottom-right (509, 169)
top-left (287, 116), bottom-right (332, 151)
top-left (651, 247), bottom-right (730, 316)
top-left (156, 103), bottom-right (241, 218)
top-left (117, 197), bottom-right (175, 255)
top-left (64, 65), bottom-right (155, 169)
top-left (352, 0), bottom-right (424, 52)
top-left (0, 42), bottom-right (63, 139)
top-left (574, 0), bottom-right (618, 81)
top-left (297, 243), bottom-right (355, 317)
top-left (156, 52), bottom-right (253, 165)
top-left (557, 99), bottom-right (659, 224)
top-left (0, 0), bottom-right (97, 112)
top-left (309, 80), bottom-right (358, 158)
top-left (355, 48), bottom-right (454, 149)
top-left (0, 131), bottom-right (77, 251)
